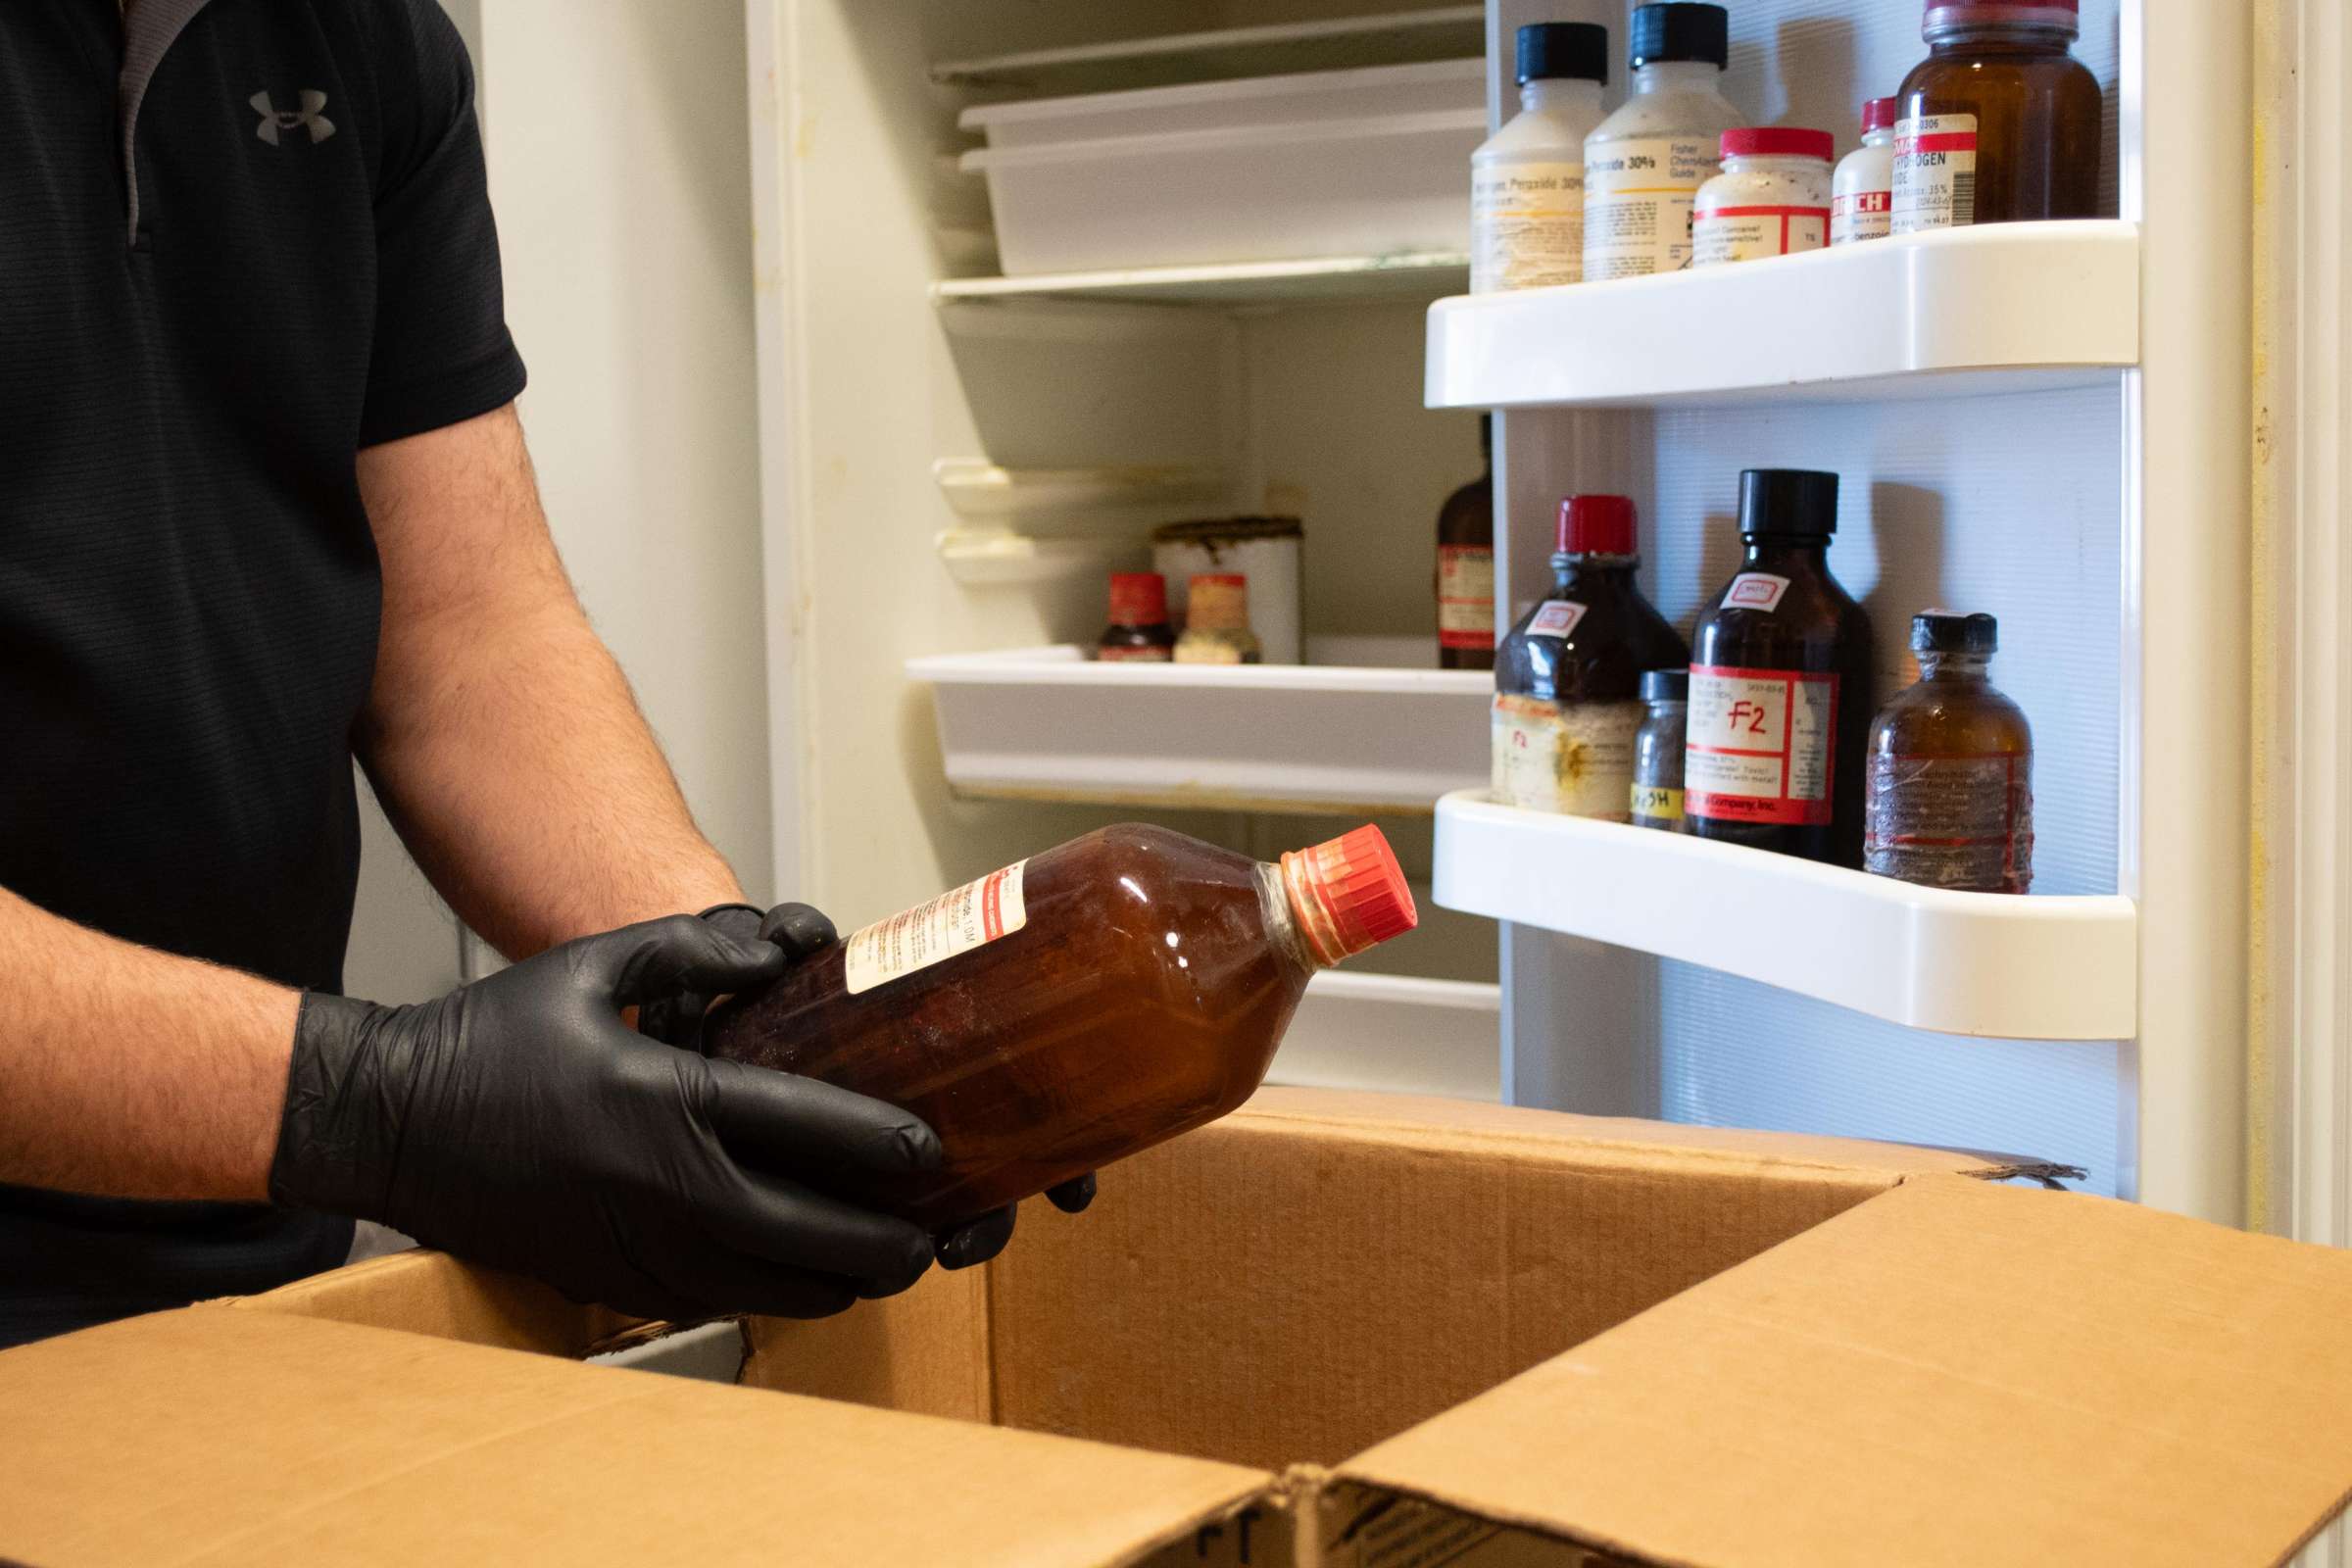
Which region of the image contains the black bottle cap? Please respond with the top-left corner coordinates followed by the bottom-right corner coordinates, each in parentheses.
top-left (1913, 610), bottom-right (1998, 654)
top-left (1629, 4), bottom-right (1730, 69)
top-left (1737, 468), bottom-right (1840, 537)
top-left (1641, 667), bottom-right (1690, 703)
top-left (1517, 22), bottom-right (1609, 85)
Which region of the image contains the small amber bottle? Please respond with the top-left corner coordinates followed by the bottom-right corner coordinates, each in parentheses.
top-left (1890, 0), bottom-right (2100, 232)
top-left (1865, 612), bottom-right (2034, 894)
top-left (1098, 572), bottom-right (1176, 662)
top-left (1437, 416), bottom-right (1495, 671)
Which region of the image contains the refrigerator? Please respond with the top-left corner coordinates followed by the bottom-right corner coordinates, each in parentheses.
top-left (744, 0), bottom-right (2334, 1278)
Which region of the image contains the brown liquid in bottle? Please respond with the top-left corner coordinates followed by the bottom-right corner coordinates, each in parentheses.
top-left (1865, 612), bottom-right (2034, 893)
top-left (1438, 416), bottom-right (1496, 671)
top-left (1895, 4), bottom-right (2100, 224)
top-left (705, 824), bottom-right (1415, 1229)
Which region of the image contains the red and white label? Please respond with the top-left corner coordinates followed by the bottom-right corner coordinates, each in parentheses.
top-left (1438, 546), bottom-right (1495, 649)
top-left (1722, 572), bottom-right (1791, 612)
top-left (1831, 187), bottom-right (1891, 246)
top-left (1686, 665), bottom-right (1838, 826)
top-left (1890, 114), bottom-right (1978, 235)
top-left (1528, 599), bottom-right (1587, 638)
top-left (1692, 203), bottom-right (1830, 265)
top-left (843, 860), bottom-right (1028, 996)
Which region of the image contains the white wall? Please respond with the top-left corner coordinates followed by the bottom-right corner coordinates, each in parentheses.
top-left (345, 0), bottom-right (772, 1003)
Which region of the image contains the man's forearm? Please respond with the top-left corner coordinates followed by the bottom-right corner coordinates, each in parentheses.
top-left (0, 886), bottom-right (291, 1200)
top-left (355, 408), bottom-right (746, 960)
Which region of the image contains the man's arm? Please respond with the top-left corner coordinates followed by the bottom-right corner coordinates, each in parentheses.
top-left (0, 887), bottom-right (289, 1200)
top-left (355, 403), bottom-right (745, 958)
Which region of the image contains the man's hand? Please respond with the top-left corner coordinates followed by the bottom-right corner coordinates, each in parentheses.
top-left (270, 915), bottom-right (941, 1321)
top-left (640, 901), bottom-right (1100, 1273)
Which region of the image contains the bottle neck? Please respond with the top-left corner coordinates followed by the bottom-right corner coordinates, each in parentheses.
top-left (1521, 77), bottom-right (1603, 116)
top-left (1553, 551), bottom-right (1638, 590)
top-left (1631, 60), bottom-right (1722, 97)
top-left (1918, 650), bottom-right (1992, 682)
top-left (1742, 533), bottom-right (1830, 564)
top-left (1860, 125), bottom-right (1894, 148)
top-left (1259, 862), bottom-right (1337, 972)
top-left (1926, 22), bottom-right (2077, 52)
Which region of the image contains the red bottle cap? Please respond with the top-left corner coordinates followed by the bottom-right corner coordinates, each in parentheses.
top-left (1280, 825), bottom-right (1418, 966)
top-left (1557, 494), bottom-right (1638, 557)
top-left (1860, 96), bottom-right (1899, 134)
top-left (1719, 126), bottom-right (1837, 163)
top-left (1107, 571), bottom-right (1167, 626)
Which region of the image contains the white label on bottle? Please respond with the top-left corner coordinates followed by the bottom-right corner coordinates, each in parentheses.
top-left (1583, 136), bottom-right (1719, 279)
top-left (1721, 572), bottom-right (1791, 612)
top-left (1693, 201), bottom-right (1831, 265)
top-left (1492, 694), bottom-right (1643, 819)
top-left (1890, 114), bottom-right (1979, 235)
top-left (1686, 666), bottom-right (1838, 827)
top-left (1472, 160), bottom-right (1586, 292)
top-left (1528, 599), bottom-right (1587, 638)
top-left (1439, 546), bottom-right (1495, 648)
top-left (1831, 187), bottom-right (1891, 245)
top-left (844, 860), bottom-right (1027, 996)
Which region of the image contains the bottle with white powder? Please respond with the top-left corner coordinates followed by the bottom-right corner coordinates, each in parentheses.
top-left (1470, 22), bottom-right (1610, 292)
top-left (1582, 4), bottom-right (1741, 280)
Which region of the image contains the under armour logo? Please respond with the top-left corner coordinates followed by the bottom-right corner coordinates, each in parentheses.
top-left (250, 89), bottom-right (335, 146)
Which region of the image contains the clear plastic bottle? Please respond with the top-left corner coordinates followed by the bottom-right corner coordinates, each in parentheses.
top-left (1583, 3), bottom-right (1741, 280)
top-left (1832, 97), bottom-right (1899, 245)
top-left (1692, 127), bottom-right (1836, 267)
top-left (1865, 612), bottom-right (2034, 893)
top-left (706, 824), bottom-right (1418, 1227)
top-left (1471, 22), bottom-right (1610, 293)
top-left (1890, 0), bottom-right (2100, 234)
top-left (1632, 668), bottom-right (1690, 831)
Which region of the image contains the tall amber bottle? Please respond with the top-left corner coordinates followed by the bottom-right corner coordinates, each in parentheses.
top-left (1687, 469), bottom-right (1875, 866)
top-left (1437, 416), bottom-right (1496, 671)
top-left (1890, 0), bottom-right (2100, 232)
top-left (706, 824), bottom-right (1416, 1229)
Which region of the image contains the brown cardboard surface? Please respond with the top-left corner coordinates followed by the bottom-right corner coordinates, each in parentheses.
top-left (987, 1087), bottom-right (2001, 1470)
top-left (227, 1246), bottom-right (628, 1353)
top-left (1342, 1173), bottom-right (2352, 1568)
top-left (740, 1260), bottom-right (993, 1421)
top-left (0, 1304), bottom-right (1264, 1568)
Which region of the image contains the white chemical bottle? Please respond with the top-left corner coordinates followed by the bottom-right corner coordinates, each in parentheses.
top-left (1692, 126), bottom-right (1835, 266)
top-left (1831, 97), bottom-right (1898, 245)
top-left (1470, 22), bottom-right (1610, 293)
top-left (1582, 3), bottom-right (1741, 281)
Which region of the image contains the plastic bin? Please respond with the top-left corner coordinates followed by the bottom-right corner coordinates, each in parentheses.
top-left (958, 58), bottom-right (1484, 149)
top-left (963, 109), bottom-right (1484, 275)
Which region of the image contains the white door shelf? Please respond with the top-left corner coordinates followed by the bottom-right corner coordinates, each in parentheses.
top-left (1425, 220), bottom-right (2140, 411)
top-left (1432, 791), bottom-right (2137, 1041)
top-left (907, 638), bottom-right (1488, 815)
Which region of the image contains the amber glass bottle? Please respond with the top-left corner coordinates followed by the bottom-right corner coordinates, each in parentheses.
top-left (1687, 470), bottom-right (1875, 866)
top-left (706, 824), bottom-right (1415, 1229)
top-left (1492, 495), bottom-right (1689, 818)
top-left (1437, 416), bottom-right (1496, 671)
top-left (1891, 0), bottom-right (2100, 231)
top-left (1098, 572), bottom-right (1176, 662)
top-left (1865, 612), bottom-right (2034, 893)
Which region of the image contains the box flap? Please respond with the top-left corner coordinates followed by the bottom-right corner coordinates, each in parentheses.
top-left (0, 1305), bottom-right (1268, 1568)
top-left (990, 1088), bottom-right (2024, 1471)
top-left (1339, 1174), bottom-right (2352, 1567)
top-left (229, 1247), bottom-right (631, 1355)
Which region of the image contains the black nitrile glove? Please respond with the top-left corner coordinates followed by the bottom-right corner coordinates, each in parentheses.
top-left (270, 914), bottom-right (942, 1322)
top-left (641, 900), bottom-right (1101, 1273)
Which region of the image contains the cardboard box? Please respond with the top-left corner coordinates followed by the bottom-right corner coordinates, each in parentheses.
top-left (6, 1088), bottom-right (2352, 1566)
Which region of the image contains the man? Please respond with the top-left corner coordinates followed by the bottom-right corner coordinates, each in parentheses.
top-left (0, 0), bottom-right (1081, 1349)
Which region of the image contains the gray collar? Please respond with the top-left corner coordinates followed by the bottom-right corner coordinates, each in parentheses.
top-left (118, 0), bottom-right (217, 244)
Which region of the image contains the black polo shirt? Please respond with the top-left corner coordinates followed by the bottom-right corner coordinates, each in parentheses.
top-left (0, 0), bottom-right (526, 1347)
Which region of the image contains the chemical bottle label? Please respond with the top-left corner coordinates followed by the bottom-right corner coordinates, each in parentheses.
top-left (1492, 694), bottom-right (1642, 819)
top-left (1721, 572), bottom-right (1791, 612)
top-left (1692, 202), bottom-right (1831, 266)
top-left (1685, 665), bottom-right (1838, 826)
top-left (844, 859), bottom-right (1028, 996)
top-left (1583, 136), bottom-right (1719, 279)
top-left (1890, 114), bottom-right (1978, 235)
top-left (1439, 546), bottom-right (1496, 648)
top-left (1529, 599), bottom-right (1587, 638)
top-left (1472, 160), bottom-right (1587, 292)
top-left (1864, 752), bottom-right (2034, 891)
top-left (1831, 187), bottom-right (1891, 245)
top-left (1632, 783), bottom-right (1685, 826)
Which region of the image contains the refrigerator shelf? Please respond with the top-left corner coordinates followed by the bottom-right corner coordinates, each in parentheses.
top-left (906, 638), bottom-right (1488, 815)
top-left (1424, 220), bottom-right (2140, 411)
top-left (930, 8), bottom-right (1484, 96)
top-left (1275, 972), bottom-right (1502, 1102)
top-left (1432, 790), bottom-right (2137, 1041)
top-left (934, 252), bottom-right (1471, 310)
